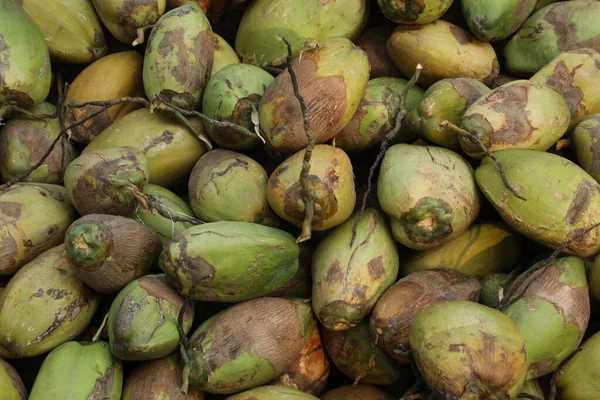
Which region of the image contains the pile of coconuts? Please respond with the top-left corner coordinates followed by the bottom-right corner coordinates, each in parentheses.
top-left (2, 0), bottom-right (600, 398)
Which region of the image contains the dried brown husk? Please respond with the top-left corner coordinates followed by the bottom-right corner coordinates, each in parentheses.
top-left (65, 214), bottom-right (162, 294)
top-left (370, 268), bottom-right (481, 363)
top-left (272, 326), bottom-right (330, 396)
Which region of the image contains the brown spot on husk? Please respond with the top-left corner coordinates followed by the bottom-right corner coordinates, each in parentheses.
top-left (155, 27), bottom-right (213, 104)
top-left (262, 56), bottom-right (348, 152)
top-left (542, 61), bottom-right (585, 119)
top-left (211, 93), bottom-right (262, 147)
top-left (566, 180), bottom-right (596, 225)
top-left (368, 256), bottom-right (385, 279)
top-left (0, 33), bottom-right (10, 86)
top-left (545, 4), bottom-right (600, 52)
top-left (0, 202), bottom-right (22, 223)
top-left (143, 130), bottom-right (175, 153)
top-left (90, 360), bottom-right (122, 397)
top-left (513, 0), bottom-right (533, 18)
top-left (31, 293), bottom-right (92, 344)
top-left (479, 84), bottom-right (535, 146)
top-left (138, 274), bottom-right (194, 319)
top-left (449, 78), bottom-right (490, 105)
top-left (63, 104), bottom-right (114, 144)
top-left (587, 122), bottom-right (600, 175)
top-left (0, 118), bottom-right (77, 176)
top-left (326, 259), bottom-right (343, 283)
top-left (449, 25), bottom-right (474, 45)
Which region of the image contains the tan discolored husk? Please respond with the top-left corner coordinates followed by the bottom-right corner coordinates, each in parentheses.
top-left (65, 214), bottom-right (162, 294)
top-left (122, 353), bottom-right (204, 399)
top-left (62, 51), bottom-right (144, 145)
top-left (188, 149), bottom-right (277, 226)
top-left (531, 48), bottom-right (600, 130)
top-left (501, 256), bottom-right (590, 379)
top-left (259, 37), bottom-right (370, 154)
top-left (0, 245), bottom-right (100, 358)
top-left (64, 146), bottom-right (150, 217)
top-left (266, 145), bottom-right (356, 232)
top-left (387, 20), bottom-right (499, 87)
top-left (0, 357), bottom-right (27, 400)
top-left (409, 300), bottom-right (528, 399)
top-left (459, 80), bottom-right (571, 158)
top-left (271, 326), bottom-right (330, 396)
top-left (321, 384), bottom-right (395, 400)
top-left (0, 102), bottom-right (78, 184)
top-left (143, 2), bottom-right (214, 109)
top-left (312, 209), bottom-right (399, 331)
top-left (322, 320), bottom-right (400, 385)
top-left (354, 24), bottom-right (402, 79)
top-left (91, 0), bottom-right (166, 45)
top-left (83, 109), bottom-right (207, 188)
top-left (401, 222), bottom-right (523, 278)
top-left (186, 297), bottom-right (315, 394)
top-left (369, 269), bottom-right (481, 363)
top-left (108, 274), bottom-right (194, 361)
top-left (0, 183), bottom-right (77, 276)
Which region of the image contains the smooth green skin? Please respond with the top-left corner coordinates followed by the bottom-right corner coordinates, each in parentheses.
top-left (406, 78), bottom-right (490, 152)
top-left (18, 0), bottom-right (106, 63)
top-left (460, 80), bottom-right (571, 158)
top-left (461, 0), bottom-right (537, 41)
top-left (479, 273), bottom-right (511, 308)
top-left (502, 256), bottom-right (588, 378)
top-left (92, 0), bottom-right (166, 44)
top-left (29, 341), bottom-right (122, 400)
top-left (0, 183), bottom-right (77, 276)
top-left (0, 245), bottom-right (100, 358)
top-left (475, 149), bottom-right (600, 257)
top-left (159, 221), bottom-right (299, 302)
top-left (83, 108), bottom-right (206, 188)
top-left (504, 1), bottom-right (600, 77)
top-left (378, 0), bottom-right (453, 24)
top-left (378, 144), bottom-right (480, 250)
top-left (556, 331), bottom-right (600, 399)
top-left (312, 208), bottom-right (399, 331)
top-left (409, 300), bottom-right (528, 399)
top-left (64, 146), bottom-right (150, 216)
top-left (226, 385), bottom-right (318, 399)
top-left (187, 298), bottom-right (315, 393)
top-left (572, 114), bottom-right (600, 182)
top-left (202, 64), bottom-right (273, 151)
top-left (108, 274), bottom-right (194, 361)
top-left (235, 0), bottom-right (367, 67)
top-left (0, 102), bottom-right (76, 183)
top-left (0, 0), bottom-right (51, 107)
top-left (0, 358), bottom-right (26, 400)
top-left (324, 320), bottom-right (400, 385)
top-left (211, 33), bottom-right (240, 77)
top-left (143, 2), bottom-right (213, 108)
top-left (131, 184), bottom-right (194, 247)
top-left (531, 49), bottom-right (600, 129)
top-left (337, 77), bottom-right (425, 151)
top-left (590, 254), bottom-right (600, 306)
top-left (402, 222), bottom-right (523, 278)
top-left (189, 150), bottom-right (276, 225)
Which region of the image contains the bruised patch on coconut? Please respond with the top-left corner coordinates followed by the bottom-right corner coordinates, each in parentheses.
top-left (566, 180), bottom-right (595, 226)
top-left (484, 85), bottom-right (535, 145)
top-left (543, 61), bottom-right (586, 119)
top-left (544, 5), bottom-right (600, 52)
top-left (283, 175), bottom-right (339, 229)
top-left (379, 0), bottom-right (426, 22)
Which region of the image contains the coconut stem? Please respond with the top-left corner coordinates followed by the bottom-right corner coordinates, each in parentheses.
top-left (548, 346), bottom-right (583, 400)
top-left (349, 64), bottom-right (423, 247)
top-left (441, 120), bottom-right (527, 201)
top-left (556, 138), bottom-right (570, 151)
top-left (146, 194), bottom-right (205, 225)
top-left (280, 36), bottom-right (315, 244)
top-left (173, 110), bottom-right (213, 151)
top-left (92, 313), bottom-right (109, 342)
top-left (499, 221), bottom-right (600, 309)
top-left (132, 25), bottom-right (152, 47)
